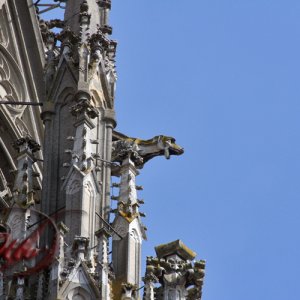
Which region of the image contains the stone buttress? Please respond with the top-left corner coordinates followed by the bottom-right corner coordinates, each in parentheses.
top-left (39, 0), bottom-right (117, 299)
top-left (1, 136), bottom-right (41, 299)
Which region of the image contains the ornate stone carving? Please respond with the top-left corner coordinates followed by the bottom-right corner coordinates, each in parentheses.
top-left (0, 51), bottom-right (26, 118)
top-left (121, 282), bottom-right (138, 300)
top-left (13, 135), bottom-right (41, 153)
top-left (57, 26), bottom-right (80, 58)
top-left (116, 200), bottom-right (140, 223)
top-left (0, 1), bottom-right (206, 299)
top-left (72, 236), bottom-right (90, 260)
top-left (11, 136), bottom-right (41, 208)
top-left (112, 140), bottom-right (143, 166)
top-left (79, 0), bottom-right (91, 27)
top-left (143, 240), bottom-right (206, 300)
top-left (105, 39), bottom-right (117, 75)
top-left (112, 134), bottom-right (184, 167)
top-left (71, 98), bottom-right (99, 119)
top-left (88, 29), bottom-right (117, 81)
top-left (89, 30), bottom-right (110, 54)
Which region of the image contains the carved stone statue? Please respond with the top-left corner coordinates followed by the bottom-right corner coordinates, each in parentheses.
top-left (112, 132), bottom-right (184, 167)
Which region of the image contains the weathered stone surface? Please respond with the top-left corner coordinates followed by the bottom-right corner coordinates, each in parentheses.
top-left (0, 1), bottom-right (203, 299)
top-left (144, 241), bottom-right (206, 300)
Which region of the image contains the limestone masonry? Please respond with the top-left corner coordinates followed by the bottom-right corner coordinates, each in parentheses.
top-left (0, 1), bottom-right (205, 299)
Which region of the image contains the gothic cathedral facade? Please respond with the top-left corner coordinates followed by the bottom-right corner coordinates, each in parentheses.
top-left (0, 1), bottom-right (205, 299)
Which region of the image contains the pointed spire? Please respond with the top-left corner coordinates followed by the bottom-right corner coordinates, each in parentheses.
top-left (111, 154), bottom-right (146, 299)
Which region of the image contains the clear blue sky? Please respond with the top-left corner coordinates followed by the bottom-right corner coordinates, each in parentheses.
top-left (47, 1), bottom-right (300, 299)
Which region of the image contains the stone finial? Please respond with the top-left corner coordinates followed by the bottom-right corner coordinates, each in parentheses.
top-left (70, 90), bottom-right (99, 119)
top-left (12, 136), bottom-right (41, 154)
top-left (121, 282), bottom-right (137, 300)
top-left (70, 99), bottom-right (99, 119)
top-left (57, 26), bottom-right (80, 56)
top-left (72, 236), bottom-right (89, 260)
top-left (89, 30), bottom-right (110, 51)
top-left (143, 241), bottom-right (206, 300)
top-left (79, 0), bottom-right (91, 26)
top-left (57, 222), bottom-right (69, 236)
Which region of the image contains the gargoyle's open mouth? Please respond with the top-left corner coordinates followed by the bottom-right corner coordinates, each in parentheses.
top-left (169, 147), bottom-right (184, 156)
top-left (164, 145), bottom-right (184, 159)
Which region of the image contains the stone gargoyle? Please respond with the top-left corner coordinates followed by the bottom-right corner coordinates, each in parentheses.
top-left (112, 131), bottom-right (184, 167)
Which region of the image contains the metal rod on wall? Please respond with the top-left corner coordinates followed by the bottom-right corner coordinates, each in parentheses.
top-left (0, 101), bottom-right (43, 106)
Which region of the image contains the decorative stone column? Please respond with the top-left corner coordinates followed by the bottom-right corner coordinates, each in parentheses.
top-left (111, 149), bottom-right (146, 299)
top-left (95, 227), bottom-right (111, 300)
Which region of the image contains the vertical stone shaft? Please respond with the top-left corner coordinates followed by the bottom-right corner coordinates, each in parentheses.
top-left (49, 222), bottom-right (69, 297)
top-left (96, 228), bottom-right (111, 300)
top-left (102, 110), bottom-right (116, 223)
top-left (119, 158), bottom-right (139, 208)
top-left (98, 0), bottom-right (112, 31)
top-left (112, 157), bottom-right (146, 299)
top-left (39, 0), bottom-right (117, 298)
top-left (64, 92), bottom-right (98, 247)
top-left (1, 137), bottom-right (40, 299)
top-left (40, 106), bottom-right (54, 222)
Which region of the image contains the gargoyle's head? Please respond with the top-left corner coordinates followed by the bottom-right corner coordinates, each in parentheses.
top-left (112, 132), bottom-right (184, 167)
top-left (155, 136), bottom-right (184, 159)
